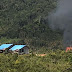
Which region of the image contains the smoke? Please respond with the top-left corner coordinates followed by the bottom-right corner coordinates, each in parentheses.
top-left (48, 0), bottom-right (72, 47)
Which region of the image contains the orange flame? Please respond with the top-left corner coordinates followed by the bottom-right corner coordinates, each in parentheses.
top-left (66, 47), bottom-right (72, 52)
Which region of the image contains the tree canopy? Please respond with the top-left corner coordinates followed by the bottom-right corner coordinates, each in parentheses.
top-left (0, 0), bottom-right (63, 49)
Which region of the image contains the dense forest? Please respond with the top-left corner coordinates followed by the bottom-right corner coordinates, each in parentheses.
top-left (0, 0), bottom-right (63, 50)
top-left (0, 0), bottom-right (72, 72)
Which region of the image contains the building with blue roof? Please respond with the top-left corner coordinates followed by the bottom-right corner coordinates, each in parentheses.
top-left (10, 45), bottom-right (29, 54)
top-left (0, 44), bottom-right (29, 54)
top-left (0, 44), bottom-right (13, 50)
top-left (0, 44), bottom-right (14, 53)
top-left (10, 45), bottom-right (26, 51)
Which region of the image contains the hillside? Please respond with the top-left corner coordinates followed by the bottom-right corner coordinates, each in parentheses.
top-left (1, 1), bottom-right (72, 72)
top-left (0, 50), bottom-right (72, 72)
top-left (0, 0), bottom-right (63, 50)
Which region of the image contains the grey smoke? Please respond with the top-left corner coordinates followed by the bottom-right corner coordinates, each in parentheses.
top-left (48, 0), bottom-right (72, 47)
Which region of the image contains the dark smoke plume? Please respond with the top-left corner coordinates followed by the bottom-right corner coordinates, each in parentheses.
top-left (48, 0), bottom-right (72, 48)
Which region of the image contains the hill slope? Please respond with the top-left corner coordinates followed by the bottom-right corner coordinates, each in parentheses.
top-left (0, 0), bottom-right (63, 49)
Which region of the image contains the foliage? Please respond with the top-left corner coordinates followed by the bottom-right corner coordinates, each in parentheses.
top-left (0, 0), bottom-right (63, 49)
top-left (0, 0), bottom-right (69, 72)
top-left (0, 1), bottom-right (70, 72)
top-left (0, 50), bottom-right (72, 72)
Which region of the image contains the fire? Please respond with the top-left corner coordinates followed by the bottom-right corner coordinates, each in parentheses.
top-left (66, 47), bottom-right (72, 52)
top-left (36, 54), bottom-right (47, 56)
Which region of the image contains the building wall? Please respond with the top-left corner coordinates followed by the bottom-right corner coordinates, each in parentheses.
top-left (24, 48), bottom-right (29, 54)
top-left (19, 47), bottom-right (29, 54)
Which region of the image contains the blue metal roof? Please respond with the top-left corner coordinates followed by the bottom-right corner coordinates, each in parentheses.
top-left (0, 44), bottom-right (13, 50)
top-left (10, 45), bottom-right (26, 51)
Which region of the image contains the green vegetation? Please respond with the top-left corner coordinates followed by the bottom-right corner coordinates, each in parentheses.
top-left (0, 0), bottom-right (63, 49)
top-left (0, 0), bottom-right (69, 72)
top-left (0, 50), bottom-right (72, 72)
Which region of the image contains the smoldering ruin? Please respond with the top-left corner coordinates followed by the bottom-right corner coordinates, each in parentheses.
top-left (48, 0), bottom-right (72, 48)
